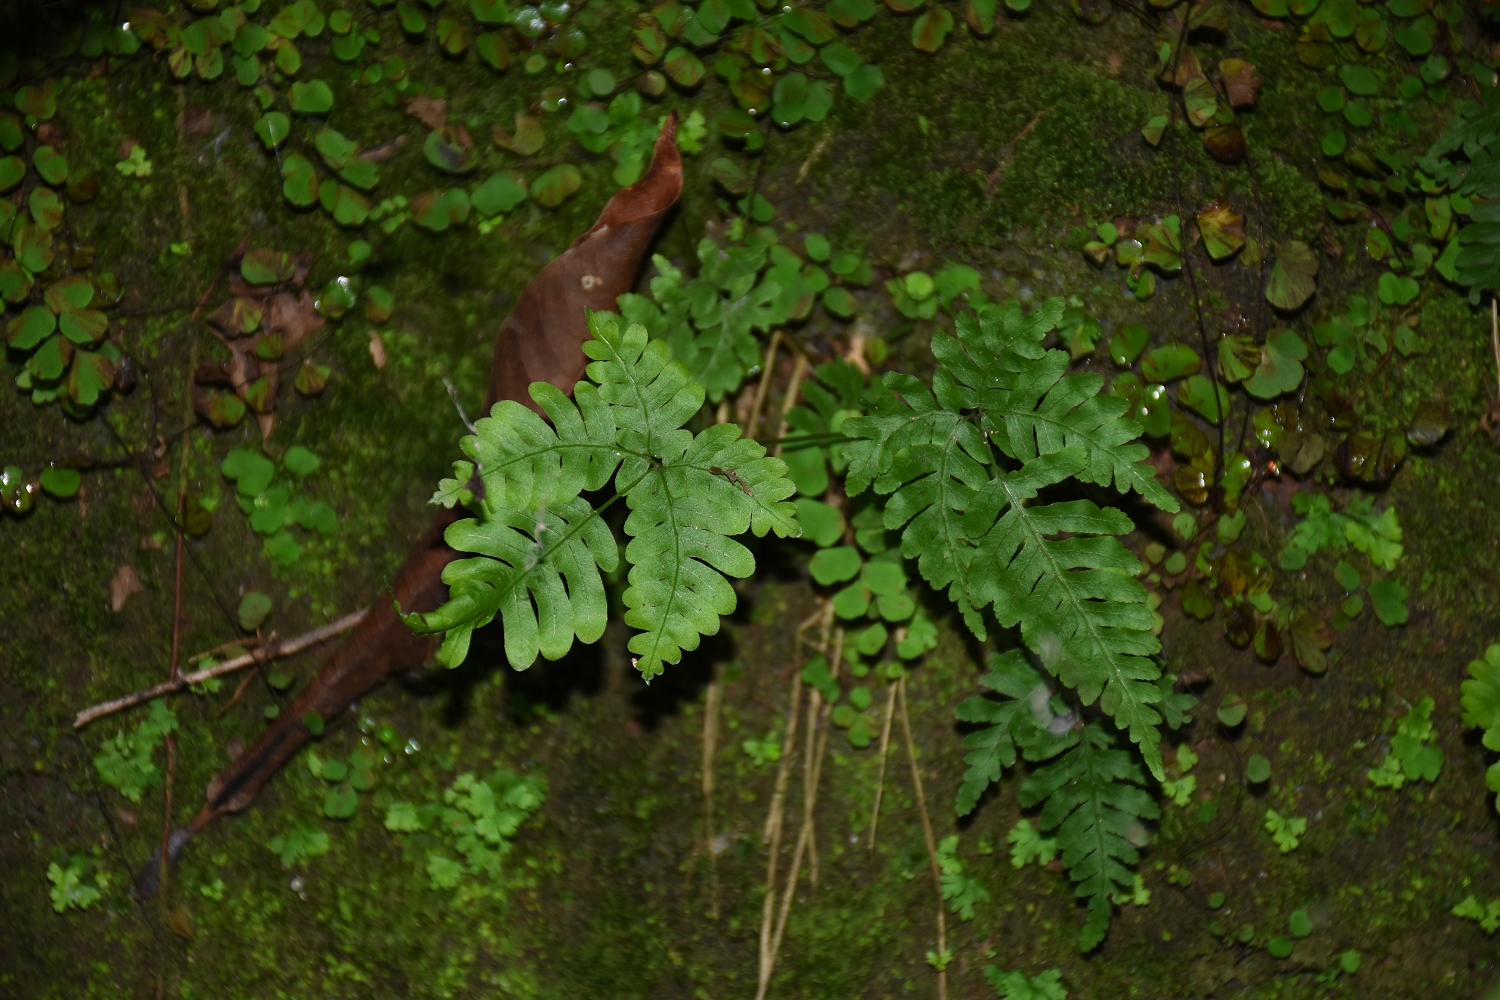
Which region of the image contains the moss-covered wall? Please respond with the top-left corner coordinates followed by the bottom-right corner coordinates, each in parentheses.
top-left (5, 0), bottom-right (1500, 996)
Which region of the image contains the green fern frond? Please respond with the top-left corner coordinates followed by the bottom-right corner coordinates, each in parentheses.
top-left (617, 241), bottom-right (787, 403)
top-left (954, 649), bottom-right (1069, 816)
top-left (964, 449), bottom-right (1166, 779)
top-left (405, 312), bottom-right (800, 679)
top-left (842, 298), bottom-right (1170, 776)
top-left (934, 301), bottom-right (1177, 512)
top-left (1020, 721), bottom-right (1160, 951)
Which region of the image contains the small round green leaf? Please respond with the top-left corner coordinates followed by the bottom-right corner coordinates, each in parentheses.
top-left (255, 112), bottom-right (290, 150)
top-left (290, 79), bottom-right (334, 114)
top-left (238, 590), bottom-right (274, 630)
top-left (39, 467), bottom-right (81, 498)
top-left (1246, 754), bottom-right (1271, 783)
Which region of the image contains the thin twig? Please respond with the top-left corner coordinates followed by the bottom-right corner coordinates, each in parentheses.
top-left (72, 610), bottom-right (368, 728)
top-left (867, 677), bottom-right (898, 849)
top-left (187, 635), bottom-right (265, 665)
top-left (898, 675), bottom-right (948, 1000)
top-left (746, 330), bottom-right (783, 440)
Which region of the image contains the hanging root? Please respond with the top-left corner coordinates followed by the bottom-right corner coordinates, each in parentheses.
top-left (701, 663), bottom-right (723, 919)
top-left (898, 675), bottom-right (948, 1000)
top-left (867, 676), bottom-right (898, 849)
top-left (756, 604), bottom-right (834, 999)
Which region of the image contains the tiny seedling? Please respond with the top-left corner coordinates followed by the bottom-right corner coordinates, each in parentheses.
top-left (1263, 808), bottom-right (1307, 853)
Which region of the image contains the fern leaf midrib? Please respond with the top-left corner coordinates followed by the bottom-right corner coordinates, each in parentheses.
top-left (1069, 728), bottom-right (1117, 907)
top-left (994, 474), bottom-right (1158, 762)
top-left (631, 466), bottom-right (685, 672)
top-left (926, 420), bottom-right (978, 592)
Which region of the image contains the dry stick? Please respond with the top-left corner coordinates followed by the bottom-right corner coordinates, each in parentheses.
top-left (745, 330), bottom-right (784, 440)
top-left (72, 610), bottom-right (368, 729)
top-left (187, 635), bottom-right (265, 665)
top-left (867, 677), bottom-right (898, 850)
top-left (897, 675), bottom-right (948, 1000)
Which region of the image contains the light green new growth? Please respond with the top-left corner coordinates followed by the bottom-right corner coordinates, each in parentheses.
top-left (985, 965), bottom-right (1068, 1000)
top-left (406, 312), bottom-right (800, 680)
top-left (1279, 492), bottom-right (1403, 572)
top-left (1007, 819), bottom-right (1059, 869)
top-left (1263, 808), bottom-right (1307, 853)
top-left (48, 855), bottom-right (110, 913)
top-left (385, 768), bottom-right (545, 890)
top-left (1453, 894), bottom-right (1500, 934)
top-left (844, 298), bottom-right (1176, 779)
top-left (92, 700), bottom-right (178, 803)
top-left (1367, 695), bottom-right (1443, 788)
top-left (1460, 643), bottom-right (1500, 812)
top-left (936, 835), bottom-right (991, 920)
top-left (1161, 744), bottom-right (1198, 807)
top-left (266, 823), bottom-right (332, 867)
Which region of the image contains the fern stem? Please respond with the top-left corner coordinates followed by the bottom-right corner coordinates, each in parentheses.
top-left (867, 678), bottom-right (898, 850)
top-left (898, 675), bottom-right (948, 1000)
top-left (701, 662), bottom-right (722, 921)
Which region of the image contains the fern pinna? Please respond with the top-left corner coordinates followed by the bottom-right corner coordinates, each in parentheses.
top-left (404, 311), bottom-right (800, 679)
top-left (838, 297), bottom-right (1188, 949)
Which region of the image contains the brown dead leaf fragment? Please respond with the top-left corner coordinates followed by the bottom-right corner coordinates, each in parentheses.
top-left (264, 290), bottom-right (325, 352)
top-left (491, 113), bottom-right (684, 409)
top-left (182, 103), bottom-right (214, 135)
top-left (407, 94), bottom-right (447, 130)
top-left (1221, 58), bottom-right (1261, 107)
top-left (139, 117), bottom-right (687, 895)
top-left (360, 134), bottom-right (408, 163)
top-left (368, 330), bottom-right (387, 369)
top-left (109, 565), bottom-right (143, 612)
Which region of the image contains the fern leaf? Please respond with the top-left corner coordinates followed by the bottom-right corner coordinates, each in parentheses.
top-left (964, 449), bottom-right (1167, 780)
top-left (1020, 721), bottom-right (1160, 951)
top-left (854, 373), bottom-right (991, 636)
top-left (954, 649), bottom-right (1053, 816)
top-left (623, 421), bottom-right (799, 678)
top-left (408, 312), bottom-right (799, 679)
top-left (413, 497), bottom-right (617, 669)
top-left (979, 349), bottom-right (1176, 512)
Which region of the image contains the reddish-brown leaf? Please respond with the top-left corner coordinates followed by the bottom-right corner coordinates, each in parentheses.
top-left (1221, 58), bottom-right (1261, 107)
top-left (150, 116), bottom-right (687, 890)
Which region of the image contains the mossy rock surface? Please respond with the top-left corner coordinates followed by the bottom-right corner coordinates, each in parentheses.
top-left (4, 1), bottom-right (1500, 998)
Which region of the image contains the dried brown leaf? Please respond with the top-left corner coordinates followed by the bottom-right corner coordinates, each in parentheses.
top-left (407, 94), bottom-right (447, 131)
top-left (109, 564), bottom-right (143, 612)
